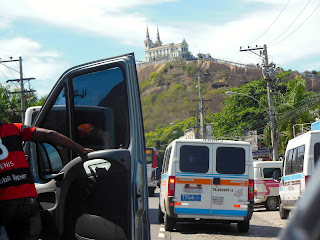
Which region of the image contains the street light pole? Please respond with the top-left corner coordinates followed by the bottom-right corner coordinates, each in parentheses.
top-left (225, 90), bottom-right (278, 160)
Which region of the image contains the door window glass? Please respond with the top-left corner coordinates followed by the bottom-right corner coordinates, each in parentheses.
top-left (291, 148), bottom-right (297, 174)
top-left (285, 150), bottom-right (293, 175)
top-left (180, 145), bottom-right (209, 173)
top-left (163, 147), bottom-right (172, 173)
top-left (297, 145), bottom-right (305, 173)
top-left (216, 147), bottom-right (245, 174)
top-left (39, 87), bottom-right (70, 167)
top-left (72, 67), bottom-right (129, 150)
top-left (314, 143), bottom-right (320, 165)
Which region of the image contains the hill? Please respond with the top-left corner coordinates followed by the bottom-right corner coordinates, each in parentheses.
top-left (137, 59), bottom-right (263, 132)
top-left (137, 59), bottom-right (319, 133)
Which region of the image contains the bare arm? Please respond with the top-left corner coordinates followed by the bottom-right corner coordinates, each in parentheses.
top-left (32, 128), bottom-right (94, 156)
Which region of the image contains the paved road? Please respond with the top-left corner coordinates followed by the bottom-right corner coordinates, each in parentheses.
top-left (148, 188), bottom-right (290, 240)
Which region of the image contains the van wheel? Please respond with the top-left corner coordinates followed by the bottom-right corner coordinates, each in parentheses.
top-left (164, 212), bottom-right (175, 231)
top-left (265, 197), bottom-right (279, 211)
top-left (237, 220), bottom-right (249, 232)
top-left (158, 204), bottom-right (164, 224)
top-left (279, 201), bottom-right (290, 219)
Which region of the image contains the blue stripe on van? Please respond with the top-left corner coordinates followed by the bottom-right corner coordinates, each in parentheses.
top-left (211, 209), bottom-right (247, 216)
top-left (174, 208), bottom-right (211, 215)
top-left (174, 208), bottom-right (247, 216)
top-left (282, 173), bottom-right (304, 181)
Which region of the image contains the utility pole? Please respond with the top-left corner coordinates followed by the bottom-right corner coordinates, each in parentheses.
top-left (193, 73), bottom-right (212, 139)
top-left (240, 44), bottom-right (278, 161)
top-left (3, 57), bottom-right (35, 122)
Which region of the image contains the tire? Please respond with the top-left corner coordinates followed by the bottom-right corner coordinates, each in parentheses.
top-left (265, 196), bottom-right (279, 211)
top-left (237, 220), bottom-right (249, 233)
top-left (164, 212), bottom-right (175, 231)
top-left (279, 201), bottom-right (290, 219)
top-left (158, 204), bottom-right (164, 224)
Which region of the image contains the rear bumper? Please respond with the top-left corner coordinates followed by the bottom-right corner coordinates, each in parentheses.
top-left (165, 197), bottom-right (176, 217)
top-left (166, 198), bottom-right (255, 221)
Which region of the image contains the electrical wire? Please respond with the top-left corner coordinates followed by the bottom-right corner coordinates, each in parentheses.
top-left (270, 1), bottom-right (320, 46)
top-left (249, 0), bottom-right (292, 45)
top-left (268, 0), bottom-right (312, 45)
top-left (0, 67), bottom-right (9, 81)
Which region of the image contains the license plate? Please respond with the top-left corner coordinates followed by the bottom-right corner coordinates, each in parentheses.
top-left (181, 194), bottom-right (201, 201)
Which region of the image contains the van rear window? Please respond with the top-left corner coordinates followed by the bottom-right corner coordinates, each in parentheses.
top-left (216, 147), bottom-right (245, 174)
top-left (180, 145), bottom-right (209, 173)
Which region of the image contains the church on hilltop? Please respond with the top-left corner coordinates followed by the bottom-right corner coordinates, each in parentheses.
top-left (144, 26), bottom-right (190, 62)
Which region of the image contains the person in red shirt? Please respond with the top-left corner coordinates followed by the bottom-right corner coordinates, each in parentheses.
top-left (0, 123), bottom-right (93, 240)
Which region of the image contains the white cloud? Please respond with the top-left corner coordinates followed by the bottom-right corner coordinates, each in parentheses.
top-left (0, 37), bottom-right (67, 97)
top-left (0, 0), bottom-right (318, 86)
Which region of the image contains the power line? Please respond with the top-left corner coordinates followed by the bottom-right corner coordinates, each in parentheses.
top-left (268, 0), bottom-right (312, 45)
top-left (1, 57), bottom-right (36, 122)
top-left (270, 1), bottom-right (320, 46)
top-left (0, 68), bottom-right (9, 80)
top-left (249, 0), bottom-right (291, 45)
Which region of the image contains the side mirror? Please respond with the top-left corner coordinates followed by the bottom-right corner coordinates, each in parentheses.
top-left (37, 143), bottom-right (63, 181)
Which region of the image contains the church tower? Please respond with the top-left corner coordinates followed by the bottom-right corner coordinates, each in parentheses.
top-left (144, 26), bottom-right (153, 49)
top-left (154, 26), bottom-right (162, 47)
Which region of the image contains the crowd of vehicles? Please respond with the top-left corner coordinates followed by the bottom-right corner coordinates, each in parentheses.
top-left (156, 129), bottom-right (320, 238)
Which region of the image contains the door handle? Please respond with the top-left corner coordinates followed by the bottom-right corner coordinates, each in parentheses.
top-left (213, 177), bottom-right (220, 185)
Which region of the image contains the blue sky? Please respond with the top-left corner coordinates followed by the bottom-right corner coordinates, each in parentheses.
top-left (0, 0), bottom-right (319, 97)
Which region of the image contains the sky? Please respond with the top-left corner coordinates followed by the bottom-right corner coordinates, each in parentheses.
top-left (0, 0), bottom-right (319, 97)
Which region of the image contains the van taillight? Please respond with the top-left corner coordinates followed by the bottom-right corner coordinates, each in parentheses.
top-left (305, 175), bottom-right (310, 184)
top-left (168, 176), bottom-right (176, 197)
top-left (248, 179), bottom-right (254, 200)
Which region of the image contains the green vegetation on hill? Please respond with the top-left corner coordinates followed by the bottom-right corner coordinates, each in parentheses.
top-left (140, 60), bottom-right (320, 156)
top-left (138, 59), bottom-right (263, 132)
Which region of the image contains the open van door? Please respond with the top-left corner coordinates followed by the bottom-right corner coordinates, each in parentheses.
top-left (26, 53), bottom-right (150, 240)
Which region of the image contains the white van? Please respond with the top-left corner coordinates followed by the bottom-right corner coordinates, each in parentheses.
top-left (278, 130), bottom-right (320, 219)
top-left (158, 139), bottom-right (254, 232)
top-left (253, 160), bottom-right (282, 210)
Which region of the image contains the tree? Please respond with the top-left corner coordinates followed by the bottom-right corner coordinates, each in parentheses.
top-left (209, 72), bottom-right (317, 154)
top-left (0, 83), bottom-right (45, 123)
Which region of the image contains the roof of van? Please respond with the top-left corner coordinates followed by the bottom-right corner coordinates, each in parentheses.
top-left (288, 130), bottom-right (320, 143)
top-left (253, 160), bottom-right (282, 168)
top-left (168, 138), bottom-right (251, 147)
